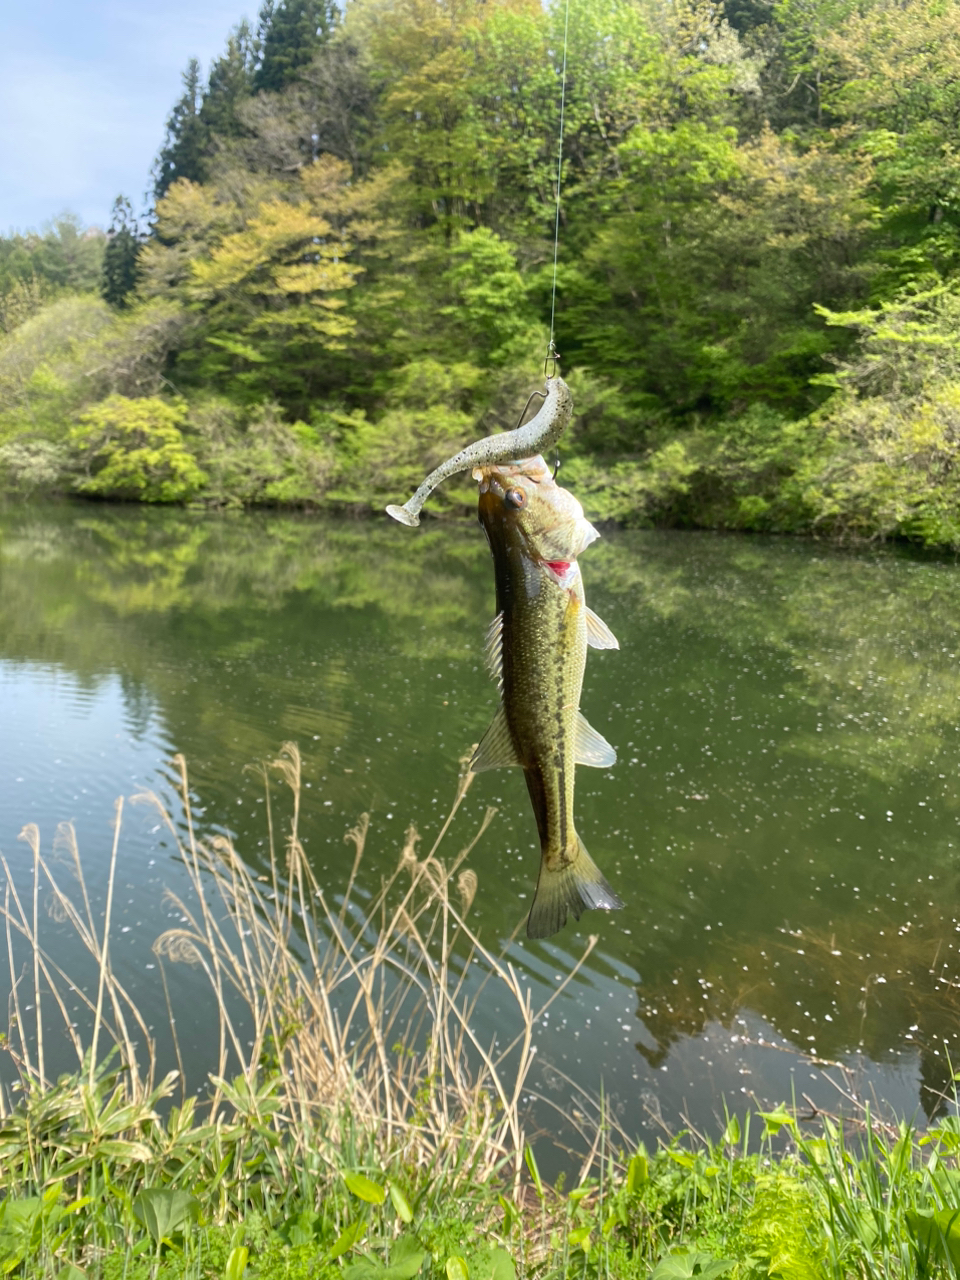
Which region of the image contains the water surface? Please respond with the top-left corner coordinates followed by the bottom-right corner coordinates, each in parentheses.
top-left (2, 500), bottom-right (959, 1158)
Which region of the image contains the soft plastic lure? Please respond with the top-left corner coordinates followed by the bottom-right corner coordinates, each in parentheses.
top-left (385, 375), bottom-right (573, 527)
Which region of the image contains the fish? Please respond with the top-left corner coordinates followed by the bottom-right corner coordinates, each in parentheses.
top-left (386, 375), bottom-right (573, 527)
top-left (470, 452), bottom-right (624, 939)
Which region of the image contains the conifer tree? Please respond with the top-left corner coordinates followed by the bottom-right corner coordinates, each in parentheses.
top-left (154, 59), bottom-right (209, 199)
top-left (254, 0), bottom-right (336, 93)
top-left (201, 22), bottom-right (257, 139)
top-left (101, 196), bottom-right (142, 308)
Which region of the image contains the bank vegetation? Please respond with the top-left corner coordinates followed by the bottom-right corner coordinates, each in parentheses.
top-left (1, 747), bottom-right (959, 1278)
top-left (5, 0), bottom-right (960, 549)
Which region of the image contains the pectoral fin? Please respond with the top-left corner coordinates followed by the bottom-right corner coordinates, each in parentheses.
top-left (470, 706), bottom-right (520, 771)
top-left (575, 713), bottom-right (617, 767)
top-left (585, 607), bottom-right (619, 650)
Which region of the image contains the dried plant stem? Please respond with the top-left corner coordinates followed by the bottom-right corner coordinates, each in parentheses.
top-left (89, 797), bottom-right (123, 1090)
top-left (1, 743), bottom-right (598, 1196)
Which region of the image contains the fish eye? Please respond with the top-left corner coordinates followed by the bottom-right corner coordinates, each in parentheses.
top-left (504, 487), bottom-right (526, 509)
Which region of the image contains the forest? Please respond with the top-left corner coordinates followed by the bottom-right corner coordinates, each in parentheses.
top-left (3, 0), bottom-right (960, 547)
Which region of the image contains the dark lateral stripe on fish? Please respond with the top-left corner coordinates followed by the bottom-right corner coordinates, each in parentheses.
top-left (473, 451), bottom-right (624, 938)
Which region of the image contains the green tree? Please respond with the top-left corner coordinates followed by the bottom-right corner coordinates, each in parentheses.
top-left (760, 0), bottom-right (857, 131)
top-left (798, 285), bottom-right (960, 546)
top-left (558, 5), bottom-right (871, 420)
top-left (225, 33), bottom-right (378, 176)
top-left (0, 296), bottom-right (185, 440)
top-left (101, 196), bottom-right (142, 309)
top-left (440, 228), bottom-right (535, 364)
top-left (819, 0), bottom-right (960, 291)
top-left (360, 0), bottom-right (494, 239)
top-left (0, 215), bottom-right (105, 297)
top-left (254, 0), bottom-right (336, 93)
top-left (148, 157), bottom-right (401, 413)
top-left (154, 59), bottom-right (209, 199)
top-left (200, 22), bottom-right (257, 140)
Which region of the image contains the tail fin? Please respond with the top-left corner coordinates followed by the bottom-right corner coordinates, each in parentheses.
top-left (526, 837), bottom-right (623, 940)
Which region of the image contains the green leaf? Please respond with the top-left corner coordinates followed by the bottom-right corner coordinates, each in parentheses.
top-left (280, 1210), bottom-right (317, 1248)
top-left (650, 1251), bottom-right (735, 1280)
top-left (224, 1246), bottom-right (249, 1280)
top-left (907, 1208), bottom-right (960, 1268)
top-left (132, 1188), bottom-right (200, 1244)
top-left (497, 1194), bottom-right (517, 1235)
top-left (0, 1197), bottom-right (42, 1228)
top-left (389, 1182), bottom-right (413, 1224)
top-left (603, 1208), bottom-right (623, 1236)
top-left (446, 1257), bottom-right (469, 1280)
top-left (384, 1234), bottom-right (425, 1280)
top-left (627, 1150), bottom-right (648, 1193)
top-left (327, 1219), bottom-right (366, 1261)
top-left (64, 1197), bottom-right (94, 1216)
top-left (523, 1145), bottom-right (544, 1201)
top-left (758, 1106), bottom-right (797, 1136)
top-left (568, 1226), bottom-right (592, 1249)
top-left (344, 1172), bottom-right (386, 1205)
top-left (722, 1115), bottom-right (740, 1147)
top-left (486, 1247), bottom-right (516, 1280)
top-left (344, 1262), bottom-right (384, 1280)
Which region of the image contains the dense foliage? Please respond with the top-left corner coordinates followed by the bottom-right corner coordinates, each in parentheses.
top-left (5, 0), bottom-right (960, 545)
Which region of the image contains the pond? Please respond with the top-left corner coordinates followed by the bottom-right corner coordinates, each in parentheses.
top-left (2, 498), bottom-right (959, 1161)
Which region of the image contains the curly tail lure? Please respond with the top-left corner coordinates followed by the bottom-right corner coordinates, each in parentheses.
top-left (385, 375), bottom-right (573, 527)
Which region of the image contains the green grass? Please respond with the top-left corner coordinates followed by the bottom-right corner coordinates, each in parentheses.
top-left (1, 747), bottom-right (960, 1278)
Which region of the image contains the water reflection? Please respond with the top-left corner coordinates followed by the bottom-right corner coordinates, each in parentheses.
top-left (2, 500), bottom-right (960, 1135)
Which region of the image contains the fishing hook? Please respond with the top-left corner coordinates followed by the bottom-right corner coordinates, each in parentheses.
top-left (513, 389), bottom-right (547, 433)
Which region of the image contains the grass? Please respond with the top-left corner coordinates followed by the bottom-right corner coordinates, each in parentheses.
top-left (1, 745), bottom-right (960, 1278)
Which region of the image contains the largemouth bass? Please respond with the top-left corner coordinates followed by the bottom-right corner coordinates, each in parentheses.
top-left (386, 375), bottom-right (573, 527)
top-left (471, 453), bottom-right (624, 938)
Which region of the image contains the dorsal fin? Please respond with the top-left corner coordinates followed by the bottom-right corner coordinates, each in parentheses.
top-left (574, 712), bottom-right (617, 767)
top-left (485, 613), bottom-right (503, 690)
top-left (585, 606), bottom-right (619, 650)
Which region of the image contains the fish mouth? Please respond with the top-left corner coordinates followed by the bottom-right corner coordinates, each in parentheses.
top-left (473, 454), bottom-right (551, 501)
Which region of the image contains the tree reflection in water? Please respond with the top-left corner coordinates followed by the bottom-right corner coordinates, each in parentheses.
top-left (3, 502), bottom-right (960, 1129)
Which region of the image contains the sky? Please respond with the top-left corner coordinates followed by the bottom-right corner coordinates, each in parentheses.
top-left (0, 1), bottom-right (255, 234)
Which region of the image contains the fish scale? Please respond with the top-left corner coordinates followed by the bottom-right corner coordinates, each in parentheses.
top-left (470, 452), bottom-right (623, 939)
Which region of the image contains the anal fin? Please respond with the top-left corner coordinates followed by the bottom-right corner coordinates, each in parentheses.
top-left (575, 712), bottom-right (617, 768)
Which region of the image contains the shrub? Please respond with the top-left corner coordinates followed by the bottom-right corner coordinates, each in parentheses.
top-left (189, 396), bottom-right (336, 507)
top-left (68, 395), bottom-right (207, 502)
top-left (0, 438), bottom-right (70, 493)
top-left (0, 295), bottom-right (186, 441)
top-left (799, 285), bottom-right (960, 547)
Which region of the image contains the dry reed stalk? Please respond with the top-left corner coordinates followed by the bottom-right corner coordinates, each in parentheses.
top-left (1, 813), bottom-right (156, 1102)
top-left (89, 797), bottom-right (121, 1089)
top-left (0, 744), bottom-right (596, 1194)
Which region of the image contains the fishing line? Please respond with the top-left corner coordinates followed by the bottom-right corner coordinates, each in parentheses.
top-left (547, 0), bottom-right (572, 368)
